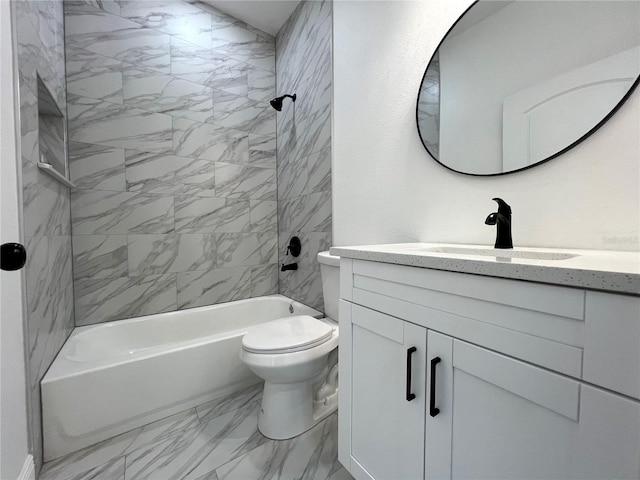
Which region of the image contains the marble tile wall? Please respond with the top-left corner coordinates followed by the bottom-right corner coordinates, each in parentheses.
top-left (65, 0), bottom-right (279, 325)
top-left (12, 0), bottom-right (74, 473)
top-left (275, 1), bottom-right (333, 311)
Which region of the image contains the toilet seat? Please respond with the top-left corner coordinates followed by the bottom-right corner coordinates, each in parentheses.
top-left (242, 315), bottom-right (334, 354)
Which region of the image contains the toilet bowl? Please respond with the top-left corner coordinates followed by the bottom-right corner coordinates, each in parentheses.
top-left (240, 251), bottom-right (340, 440)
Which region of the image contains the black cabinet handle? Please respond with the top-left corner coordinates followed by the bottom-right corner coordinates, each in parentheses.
top-left (430, 357), bottom-right (441, 417)
top-left (1, 243), bottom-right (26, 271)
top-left (406, 346), bottom-right (417, 401)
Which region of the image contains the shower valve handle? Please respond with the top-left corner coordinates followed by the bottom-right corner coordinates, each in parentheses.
top-left (287, 237), bottom-right (301, 257)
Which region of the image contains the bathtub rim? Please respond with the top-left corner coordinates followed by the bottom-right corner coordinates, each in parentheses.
top-left (43, 294), bottom-right (322, 382)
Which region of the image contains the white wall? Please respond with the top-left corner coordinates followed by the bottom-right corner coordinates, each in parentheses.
top-left (0, 1), bottom-right (31, 478)
top-left (332, 0), bottom-right (640, 251)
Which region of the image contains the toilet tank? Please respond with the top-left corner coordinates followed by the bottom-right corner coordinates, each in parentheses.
top-left (317, 251), bottom-right (340, 321)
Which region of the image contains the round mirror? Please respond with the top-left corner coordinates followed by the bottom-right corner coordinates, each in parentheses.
top-left (417, 0), bottom-right (640, 176)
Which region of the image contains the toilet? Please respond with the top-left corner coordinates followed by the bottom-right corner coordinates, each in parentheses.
top-left (240, 251), bottom-right (340, 440)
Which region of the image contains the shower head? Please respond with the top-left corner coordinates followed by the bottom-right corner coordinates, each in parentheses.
top-left (270, 94), bottom-right (297, 111)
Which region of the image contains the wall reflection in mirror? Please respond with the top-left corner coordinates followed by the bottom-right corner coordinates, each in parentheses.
top-left (417, 0), bottom-right (640, 176)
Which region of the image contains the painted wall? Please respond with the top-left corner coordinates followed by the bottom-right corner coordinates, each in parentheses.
top-left (333, 0), bottom-right (640, 252)
top-left (65, 1), bottom-right (279, 326)
top-left (12, 0), bottom-right (73, 473)
top-left (276, 0), bottom-right (332, 311)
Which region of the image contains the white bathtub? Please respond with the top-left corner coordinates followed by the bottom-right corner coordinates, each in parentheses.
top-left (41, 295), bottom-right (321, 461)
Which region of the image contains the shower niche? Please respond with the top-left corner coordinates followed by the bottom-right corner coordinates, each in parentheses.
top-left (37, 77), bottom-right (74, 188)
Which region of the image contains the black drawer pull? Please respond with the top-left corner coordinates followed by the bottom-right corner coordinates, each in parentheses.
top-left (430, 357), bottom-right (441, 417)
top-left (406, 346), bottom-right (417, 401)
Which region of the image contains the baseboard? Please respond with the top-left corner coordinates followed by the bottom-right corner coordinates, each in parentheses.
top-left (17, 455), bottom-right (35, 480)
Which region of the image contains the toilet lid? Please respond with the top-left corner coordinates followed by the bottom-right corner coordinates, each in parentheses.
top-left (242, 315), bottom-right (334, 354)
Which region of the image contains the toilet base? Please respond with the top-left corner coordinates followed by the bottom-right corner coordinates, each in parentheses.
top-left (258, 379), bottom-right (338, 440)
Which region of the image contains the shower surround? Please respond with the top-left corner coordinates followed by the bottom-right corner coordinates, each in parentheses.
top-left (276, 0), bottom-right (333, 311)
top-left (65, 0), bottom-right (279, 325)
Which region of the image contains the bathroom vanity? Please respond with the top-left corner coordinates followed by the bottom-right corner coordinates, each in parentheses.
top-left (332, 243), bottom-right (640, 480)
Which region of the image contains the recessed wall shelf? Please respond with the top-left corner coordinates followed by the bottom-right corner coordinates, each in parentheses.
top-left (37, 157), bottom-right (75, 189)
top-left (37, 76), bottom-right (70, 187)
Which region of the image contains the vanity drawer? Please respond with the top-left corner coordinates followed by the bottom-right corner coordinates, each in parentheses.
top-left (351, 259), bottom-right (585, 320)
top-left (346, 259), bottom-right (585, 378)
top-left (583, 292), bottom-right (640, 399)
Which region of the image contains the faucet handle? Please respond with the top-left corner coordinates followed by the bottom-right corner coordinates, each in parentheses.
top-left (492, 197), bottom-right (511, 215)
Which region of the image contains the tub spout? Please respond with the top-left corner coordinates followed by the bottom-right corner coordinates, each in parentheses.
top-left (281, 262), bottom-right (298, 271)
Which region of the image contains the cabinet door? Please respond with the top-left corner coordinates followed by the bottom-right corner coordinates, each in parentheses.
top-left (351, 304), bottom-right (427, 480)
top-left (574, 384), bottom-right (640, 479)
top-left (427, 335), bottom-right (582, 480)
top-left (426, 335), bottom-right (640, 480)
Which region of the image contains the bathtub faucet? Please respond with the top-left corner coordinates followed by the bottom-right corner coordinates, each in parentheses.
top-left (281, 262), bottom-right (298, 271)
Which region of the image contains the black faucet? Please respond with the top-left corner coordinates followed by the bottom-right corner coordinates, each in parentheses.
top-left (485, 198), bottom-right (513, 249)
top-left (281, 263), bottom-right (298, 271)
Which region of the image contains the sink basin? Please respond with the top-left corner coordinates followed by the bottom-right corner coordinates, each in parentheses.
top-left (423, 246), bottom-right (578, 261)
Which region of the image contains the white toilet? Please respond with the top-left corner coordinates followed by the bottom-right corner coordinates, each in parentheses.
top-left (240, 251), bottom-right (340, 440)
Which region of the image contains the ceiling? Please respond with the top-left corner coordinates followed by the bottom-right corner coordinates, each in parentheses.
top-left (199, 0), bottom-right (302, 36)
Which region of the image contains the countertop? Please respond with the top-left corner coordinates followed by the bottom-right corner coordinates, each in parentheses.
top-left (330, 243), bottom-right (640, 295)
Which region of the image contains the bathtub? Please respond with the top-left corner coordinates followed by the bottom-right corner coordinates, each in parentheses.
top-left (41, 295), bottom-right (321, 461)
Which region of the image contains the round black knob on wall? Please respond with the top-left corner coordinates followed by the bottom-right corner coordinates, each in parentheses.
top-left (1, 243), bottom-right (27, 271)
top-left (288, 236), bottom-right (302, 257)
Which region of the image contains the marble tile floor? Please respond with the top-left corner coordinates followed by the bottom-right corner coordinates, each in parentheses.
top-left (40, 383), bottom-right (353, 480)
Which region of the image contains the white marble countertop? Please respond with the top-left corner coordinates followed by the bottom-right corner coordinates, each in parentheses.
top-left (330, 243), bottom-right (640, 295)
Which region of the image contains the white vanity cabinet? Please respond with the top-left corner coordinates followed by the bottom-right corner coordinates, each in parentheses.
top-left (338, 258), bottom-right (640, 480)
